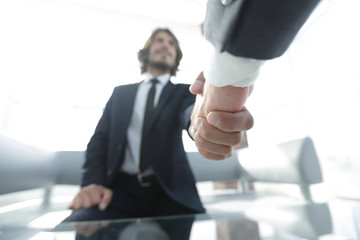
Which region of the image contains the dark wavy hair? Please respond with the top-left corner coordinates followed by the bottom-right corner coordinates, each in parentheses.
top-left (137, 28), bottom-right (183, 76)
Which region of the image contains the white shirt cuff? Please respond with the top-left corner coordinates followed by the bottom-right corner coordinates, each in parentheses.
top-left (204, 48), bottom-right (265, 87)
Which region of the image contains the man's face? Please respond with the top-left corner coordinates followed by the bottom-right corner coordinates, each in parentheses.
top-left (147, 31), bottom-right (177, 71)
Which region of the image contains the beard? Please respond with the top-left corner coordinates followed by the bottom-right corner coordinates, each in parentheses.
top-left (147, 60), bottom-right (175, 72)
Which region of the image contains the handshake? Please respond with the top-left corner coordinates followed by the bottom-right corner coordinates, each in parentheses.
top-left (189, 72), bottom-right (254, 160)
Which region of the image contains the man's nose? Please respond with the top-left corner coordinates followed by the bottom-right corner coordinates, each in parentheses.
top-left (159, 45), bottom-right (169, 52)
top-left (161, 40), bottom-right (171, 49)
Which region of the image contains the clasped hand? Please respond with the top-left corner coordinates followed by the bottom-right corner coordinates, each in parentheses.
top-left (189, 72), bottom-right (254, 160)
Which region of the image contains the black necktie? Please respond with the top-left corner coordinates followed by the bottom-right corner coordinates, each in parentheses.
top-left (140, 79), bottom-right (158, 172)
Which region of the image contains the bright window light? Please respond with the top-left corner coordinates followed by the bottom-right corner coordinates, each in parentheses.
top-left (28, 210), bottom-right (72, 229)
top-left (0, 199), bottom-right (43, 214)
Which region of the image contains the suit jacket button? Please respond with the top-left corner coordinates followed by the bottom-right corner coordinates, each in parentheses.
top-left (221, 0), bottom-right (234, 6)
top-left (107, 169), bottom-right (112, 176)
top-left (117, 145), bottom-right (122, 150)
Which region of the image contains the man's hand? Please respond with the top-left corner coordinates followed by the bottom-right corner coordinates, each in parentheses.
top-left (68, 184), bottom-right (113, 211)
top-left (190, 72), bottom-right (254, 160)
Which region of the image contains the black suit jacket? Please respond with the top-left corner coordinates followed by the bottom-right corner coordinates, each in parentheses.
top-left (204, 0), bottom-right (320, 59)
top-left (81, 80), bottom-right (204, 212)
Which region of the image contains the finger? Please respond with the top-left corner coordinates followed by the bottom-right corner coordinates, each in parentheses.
top-left (190, 95), bottom-right (203, 123)
top-left (88, 187), bottom-right (102, 207)
top-left (189, 72), bottom-right (206, 95)
top-left (191, 117), bottom-right (205, 137)
top-left (81, 191), bottom-right (93, 209)
top-left (70, 185), bottom-right (99, 210)
top-left (71, 195), bottom-right (84, 210)
top-left (194, 130), bottom-right (232, 157)
top-left (189, 122), bottom-right (196, 139)
top-left (196, 138), bottom-right (230, 160)
top-left (197, 147), bottom-right (230, 160)
top-left (207, 107), bottom-right (254, 132)
top-left (233, 131), bottom-right (248, 150)
top-left (195, 136), bottom-right (232, 157)
top-left (196, 118), bottom-right (242, 147)
top-left (99, 188), bottom-right (113, 211)
top-left (194, 140), bottom-right (232, 160)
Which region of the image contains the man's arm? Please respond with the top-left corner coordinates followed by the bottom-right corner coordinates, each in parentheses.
top-left (203, 0), bottom-right (320, 88)
top-left (204, 0), bottom-right (321, 60)
top-left (69, 89), bottom-right (117, 210)
top-left (81, 88), bottom-right (121, 187)
top-left (189, 0), bottom-right (320, 160)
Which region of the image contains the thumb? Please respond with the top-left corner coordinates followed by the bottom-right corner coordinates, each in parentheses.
top-left (189, 72), bottom-right (206, 95)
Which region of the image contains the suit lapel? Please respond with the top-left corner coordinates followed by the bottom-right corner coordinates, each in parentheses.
top-left (118, 83), bottom-right (140, 130)
top-left (146, 81), bottom-right (176, 133)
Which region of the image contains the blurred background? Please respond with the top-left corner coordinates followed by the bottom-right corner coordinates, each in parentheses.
top-left (0, 0), bottom-right (359, 200)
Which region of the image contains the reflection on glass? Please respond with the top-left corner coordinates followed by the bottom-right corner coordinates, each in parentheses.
top-left (72, 216), bottom-right (194, 240)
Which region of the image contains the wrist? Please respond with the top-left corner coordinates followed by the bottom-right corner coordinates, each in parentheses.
top-left (205, 83), bottom-right (249, 113)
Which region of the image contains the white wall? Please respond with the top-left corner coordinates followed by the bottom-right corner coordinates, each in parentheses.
top-left (0, 0), bottom-right (208, 150)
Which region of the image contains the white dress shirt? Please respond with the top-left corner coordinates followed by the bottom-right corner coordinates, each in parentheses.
top-left (121, 72), bottom-right (170, 175)
top-left (204, 47), bottom-right (265, 87)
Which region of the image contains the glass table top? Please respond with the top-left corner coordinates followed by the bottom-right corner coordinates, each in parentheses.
top-left (1, 199), bottom-right (359, 240)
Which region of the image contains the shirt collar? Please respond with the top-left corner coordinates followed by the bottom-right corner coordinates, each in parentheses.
top-left (142, 72), bottom-right (170, 86)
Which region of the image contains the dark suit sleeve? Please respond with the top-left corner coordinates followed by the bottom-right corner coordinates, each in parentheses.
top-left (81, 89), bottom-right (115, 187)
top-left (178, 85), bottom-right (196, 131)
top-left (204, 0), bottom-right (321, 60)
